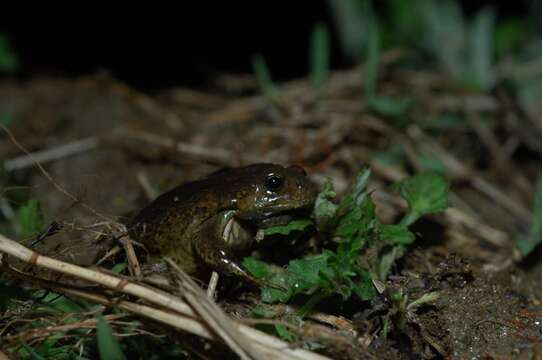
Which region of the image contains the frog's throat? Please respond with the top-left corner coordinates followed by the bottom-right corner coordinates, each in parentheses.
top-left (220, 211), bottom-right (253, 252)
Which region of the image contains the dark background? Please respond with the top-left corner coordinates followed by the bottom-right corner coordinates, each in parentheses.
top-left (0, 1), bottom-right (532, 90)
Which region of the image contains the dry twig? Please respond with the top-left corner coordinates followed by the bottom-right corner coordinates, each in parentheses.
top-left (0, 233), bottom-right (329, 360)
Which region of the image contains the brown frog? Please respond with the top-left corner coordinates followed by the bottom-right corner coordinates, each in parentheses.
top-left (128, 163), bottom-right (317, 285)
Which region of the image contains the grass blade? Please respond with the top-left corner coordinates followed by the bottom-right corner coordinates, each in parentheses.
top-left (97, 316), bottom-right (126, 360)
top-left (310, 23), bottom-right (330, 92)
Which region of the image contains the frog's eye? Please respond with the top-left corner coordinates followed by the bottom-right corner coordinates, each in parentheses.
top-left (266, 174), bottom-right (284, 192)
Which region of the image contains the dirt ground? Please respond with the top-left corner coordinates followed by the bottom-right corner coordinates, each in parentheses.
top-left (1, 63), bottom-right (542, 359)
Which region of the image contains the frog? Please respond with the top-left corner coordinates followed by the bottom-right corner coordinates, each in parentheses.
top-left (128, 163), bottom-right (317, 286)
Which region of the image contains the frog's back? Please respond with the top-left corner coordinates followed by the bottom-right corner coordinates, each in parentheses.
top-left (128, 178), bottom-right (223, 257)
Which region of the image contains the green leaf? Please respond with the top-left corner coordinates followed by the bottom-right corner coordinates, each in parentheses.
top-left (419, 0), bottom-right (465, 81)
top-left (261, 272), bottom-right (291, 303)
top-left (0, 113), bottom-right (15, 127)
top-left (252, 54), bottom-right (277, 100)
top-left (373, 144), bottom-right (406, 166)
top-left (516, 173), bottom-right (542, 256)
top-left (21, 341), bottom-right (47, 360)
top-left (243, 257), bottom-right (270, 279)
top-left (396, 173), bottom-right (449, 226)
top-left (327, 0), bottom-right (371, 62)
top-left (516, 76), bottom-right (542, 112)
top-left (364, 16), bottom-right (411, 119)
top-left (0, 34), bottom-right (19, 73)
top-left (423, 113), bottom-right (465, 131)
top-left (251, 305), bottom-right (279, 318)
top-left (263, 219), bottom-right (313, 236)
top-left (495, 18), bottom-right (529, 57)
top-left (389, 0), bottom-right (423, 40)
top-left (310, 23), bottom-right (330, 91)
top-left (351, 268), bottom-right (376, 300)
top-left (97, 316), bottom-right (126, 360)
top-left (288, 253), bottom-right (331, 290)
top-left (18, 199), bottom-right (45, 237)
top-left (111, 263), bottom-right (127, 274)
top-left (314, 179), bottom-right (339, 231)
top-left (365, 15), bottom-right (380, 98)
top-left (38, 292), bottom-right (85, 314)
top-left (369, 96), bottom-right (413, 119)
top-left (380, 224), bottom-right (415, 245)
top-left (275, 324), bottom-right (296, 342)
top-left (351, 168), bottom-right (371, 205)
top-left (335, 194), bottom-right (376, 241)
top-left (407, 291), bottom-right (439, 311)
top-left (417, 154), bottom-right (447, 175)
top-left (464, 7), bottom-right (496, 90)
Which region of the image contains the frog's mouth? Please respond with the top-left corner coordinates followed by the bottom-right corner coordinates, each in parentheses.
top-left (238, 208), bottom-right (309, 229)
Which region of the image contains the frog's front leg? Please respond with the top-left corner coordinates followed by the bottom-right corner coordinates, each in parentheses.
top-left (192, 212), bottom-right (262, 286)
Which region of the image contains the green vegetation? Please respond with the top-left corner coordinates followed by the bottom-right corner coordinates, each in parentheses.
top-left (328, 0), bottom-right (542, 109)
top-left (0, 34), bottom-right (18, 73)
top-left (17, 199), bottom-right (45, 237)
top-left (252, 54), bottom-right (278, 103)
top-left (97, 316), bottom-right (126, 360)
top-left (309, 23), bottom-right (330, 92)
top-left (516, 174), bottom-right (542, 255)
top-left (244, 169), bottom-right (448, 338)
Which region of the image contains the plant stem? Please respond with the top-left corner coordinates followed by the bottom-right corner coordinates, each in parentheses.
top-left (399, 210), bottom-right (420, 227)
top-left (298, 291), bottom-right (328, 318)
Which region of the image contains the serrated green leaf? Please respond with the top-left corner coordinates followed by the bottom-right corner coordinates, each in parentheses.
top-left (288, 253), bottom-right (330, 289)
top-left (261, 272), bottom-right (291, 303)
top-left (380, 224), bottom-right (415, 245)
top-left (97, 316), bottom-right (126, 360)
top-left (396, 173), bottom-right (449, 226)
top-left (18, 199), bottom-right (45, 237)
top-left (263, 219), bottom-right (313, 236)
